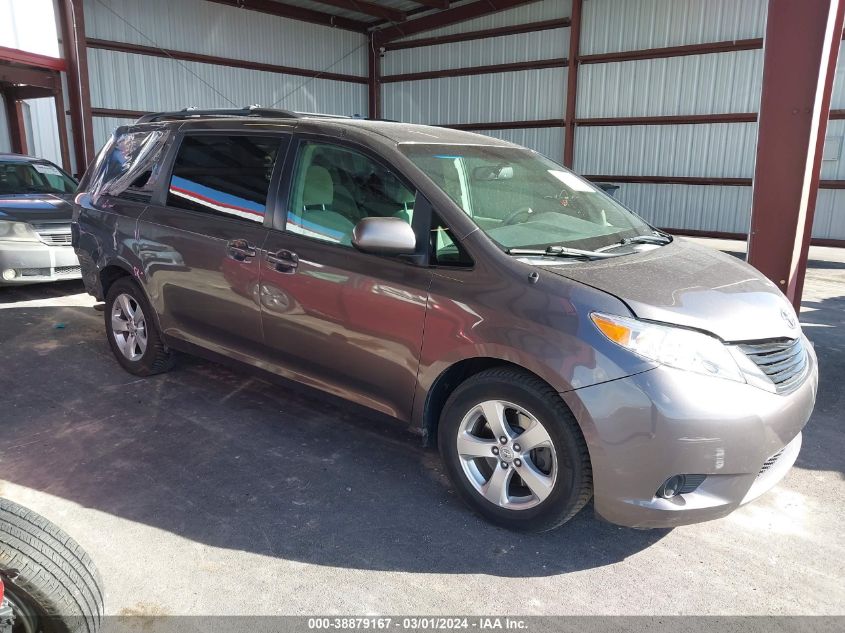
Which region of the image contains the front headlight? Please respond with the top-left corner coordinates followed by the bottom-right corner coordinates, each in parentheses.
top-left (0, 220), bottom-right (39, 242)
top-left (591, 312), bottom-right (745, 383)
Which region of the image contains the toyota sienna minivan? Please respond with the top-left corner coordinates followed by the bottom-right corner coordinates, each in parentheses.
top-left (72, 108), bottom-right (818, 532)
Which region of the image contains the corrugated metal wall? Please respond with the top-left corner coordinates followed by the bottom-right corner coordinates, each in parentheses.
top-left (23, 97), bottom-right (62, 165)
top-left (84, 0), bottom-right (368, 148)
top-left (378, 0), bottom-right (843, 240)
top-left (382, 0), bottom-right (569, 160)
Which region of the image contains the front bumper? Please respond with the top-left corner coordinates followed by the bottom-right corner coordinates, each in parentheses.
top-left (562, 340), bottom-right (818, 528)
top-left (0, 241), bottom-right (81, 285)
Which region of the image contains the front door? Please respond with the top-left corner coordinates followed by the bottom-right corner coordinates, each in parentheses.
top-left (139, 133), bottom-right (287, 357)
top-left (259, 140), bottom-right (432, 420)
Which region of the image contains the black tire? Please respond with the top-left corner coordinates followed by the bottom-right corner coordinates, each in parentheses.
top-left (438, 367), bottom-right (592, 532)
top-left (0, 499), bottom-right (103, 633)
top-left (104, 277), bottom-right (173, 376)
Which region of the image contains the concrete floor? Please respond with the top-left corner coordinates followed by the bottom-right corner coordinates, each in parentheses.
top-left (0, 238), bottom-right (843, 616)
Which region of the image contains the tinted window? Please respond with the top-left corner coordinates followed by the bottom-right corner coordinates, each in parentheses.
top-left (167, 135), bottom-right (280, 223)
top-left (287, 142), bottom-right (415, 246)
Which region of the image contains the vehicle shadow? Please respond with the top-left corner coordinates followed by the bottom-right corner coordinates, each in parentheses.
top-left (794, 292), bottom-right (845, 479)
top-left (0, 299), bottom-right (668, 577)
top-left (0, 279), bottom-right (86, 304)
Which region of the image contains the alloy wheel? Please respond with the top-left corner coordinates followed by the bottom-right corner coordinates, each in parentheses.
top-left (456, 400), bottom-right (558, 510)
top-left (111, 292), bottom-right (148, 362)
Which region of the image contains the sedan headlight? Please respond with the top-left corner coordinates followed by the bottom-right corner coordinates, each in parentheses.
top-left (591, 312), bottom-right (745, 383)
top-left (0, 220), bottom-right (39, 242)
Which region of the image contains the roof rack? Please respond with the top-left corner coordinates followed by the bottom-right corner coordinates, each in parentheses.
top-left (135, 106), bottom-right (355, 124)
top-left (135, 106), bottom-right (301, 124)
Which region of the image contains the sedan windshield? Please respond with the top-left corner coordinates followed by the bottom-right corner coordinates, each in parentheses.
top-left (0, 160), bottom-right (77, 195)
top-left (400, 144), bottom-right (653, 252)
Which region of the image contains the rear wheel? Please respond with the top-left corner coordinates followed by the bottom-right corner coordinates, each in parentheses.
top-left (104, 277), bottom-right (173, 376)
top-left (0, 499), bottom-right (103, 633)
top-left (438, 367), bottom-right (592, 532)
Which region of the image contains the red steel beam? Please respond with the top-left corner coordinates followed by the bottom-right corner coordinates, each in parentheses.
top-left (86, 38), bottom-right (367, 84)
top-left (381, 58), bottom-right (566, 83)
top-left (747, 0), bottom-right (845, 310)
top-left (91, 107), bottom-right (150, 119)
top-left (205, 0), bottom-right (370, 32)
top-left (0, 46), bottom-right (67, 72)
top-left (580, 38), bottom-right (764, 65)
top-left (59, 0), bottom-right (95, 175)
top-left (53, 87), bottom-right (72, 171)
top-left (308, 0), bottom-right (404, 22)
top-left (382, 17), bottom-right (570, 50)
top-left (577, 113), bottom-right (759, 126)
top-left (411, 0), bottom-right (449, 8)
top-left (444, 119), bottom-right (563, 131)
top-left (0, 64), bottom-right (59, 89)
top-left (3, 96), bottom-right (28, 155)
top-left (563, 0), bottom-right (581, 167)
top-left (374, 0), bottom-right (540, 43)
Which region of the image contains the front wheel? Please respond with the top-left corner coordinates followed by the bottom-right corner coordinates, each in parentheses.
top-left (438, 368), bottom-right (592, 532)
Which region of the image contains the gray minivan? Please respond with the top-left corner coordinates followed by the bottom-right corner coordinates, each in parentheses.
top-left (72, 109), bottom-right (817, 532)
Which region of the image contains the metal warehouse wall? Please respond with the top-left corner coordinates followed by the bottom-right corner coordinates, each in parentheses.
top-left (382, 0), bottom-right (570, 157)
top-left (84, 0), bottom-right (369, 149)
top-left (378, 0), bottom-right (844, 241)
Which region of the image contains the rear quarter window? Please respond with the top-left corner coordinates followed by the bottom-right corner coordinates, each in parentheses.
top-left (88, 128), bottom-right (170, 204)
top-left (165, 135), bottom-right (281, 223)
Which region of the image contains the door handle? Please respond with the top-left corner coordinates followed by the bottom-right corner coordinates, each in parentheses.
top-left (227, 239), bottom-right (257, 262)
top-left (266, 249), bottom-right (299, 272)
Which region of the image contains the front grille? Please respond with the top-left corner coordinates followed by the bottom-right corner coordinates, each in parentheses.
top-left (20, 267), bottom-right (50, 277)
top-left (758, 447), bottom-right (786, 478)
top-left (56, 265), bottom-right (81, 275)
top-left (738, 337), bottom-right (808, 395)
top-left (31, 222), bottom-right (73, 246)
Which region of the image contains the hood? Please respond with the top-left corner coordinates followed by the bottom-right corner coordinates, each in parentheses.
top-left (0, 194), bottom-right (74, 223)
top-left (539, 238), bottom-right (800, 342)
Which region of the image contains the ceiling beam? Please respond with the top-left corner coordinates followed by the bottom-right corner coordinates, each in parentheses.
top-left (309, 0), bottom-right (405, 22)
top-left (373, 0), bottom-right (540, 42)
top-left (411, 0), bottom-right (449, 8)
top-left (205, 0), bottom-right (371, 32)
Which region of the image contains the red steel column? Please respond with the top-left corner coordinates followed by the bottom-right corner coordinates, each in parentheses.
top-left (747, 0), bottom-right (845, 310)
top-left (59, 0), bottom-right (95, 174)
top-left (4, 96), bottom-right (28, 155)
top-left (368, 34), bottom-right (382, 119)
top-left (562, 0), bottom-right (581, 167)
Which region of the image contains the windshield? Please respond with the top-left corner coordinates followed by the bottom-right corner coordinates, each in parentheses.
top-left (400, 144), bottom-right (652, 252)
top-left (0, 160), bottom-right (78, 196)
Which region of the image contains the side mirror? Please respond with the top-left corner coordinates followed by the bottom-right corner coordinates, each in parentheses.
top-left (352, 217), bottom-right (417, 256)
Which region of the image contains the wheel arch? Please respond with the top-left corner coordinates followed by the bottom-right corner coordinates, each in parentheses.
top-left (420, 357), bottom-right (571, 448)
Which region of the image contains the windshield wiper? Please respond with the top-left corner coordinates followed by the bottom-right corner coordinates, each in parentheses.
top-left (506, 245), bottom-right (622, 260)
top-left (596, 232), bottom-right (673, 252)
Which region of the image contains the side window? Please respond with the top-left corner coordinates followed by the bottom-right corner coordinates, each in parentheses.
top-left (431, 212), bottom-right (473, 267)
top-left (167, 135), bottom-right (280, 223)
top-left (90, 129), bottom-right (169, 203)
top-left (286, 142), bottom-right (415, 246)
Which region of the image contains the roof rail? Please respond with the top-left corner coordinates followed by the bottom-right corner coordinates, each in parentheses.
top-left (135, 106), bottom-right (303, 124)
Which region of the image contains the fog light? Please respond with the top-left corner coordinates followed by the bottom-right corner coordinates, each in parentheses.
top-left (2, 269), bottom-right (16, 281)
top-left (657, 475), bottom-right (686, 499)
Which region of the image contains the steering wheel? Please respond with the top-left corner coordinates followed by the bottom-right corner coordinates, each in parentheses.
top-left (501, 206), bottom-right (535, 226)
